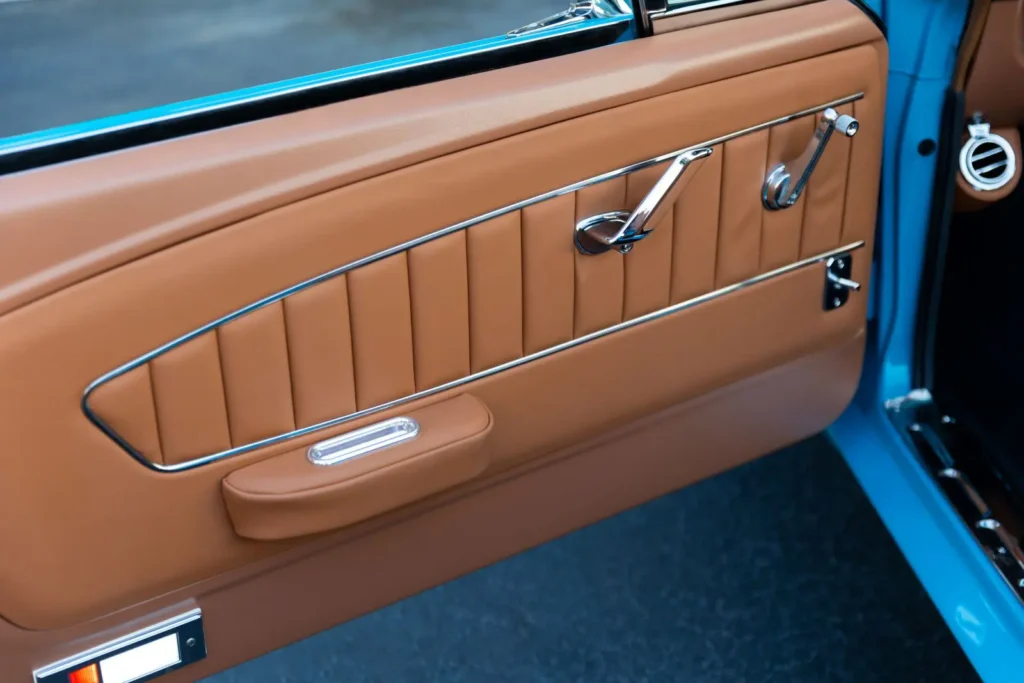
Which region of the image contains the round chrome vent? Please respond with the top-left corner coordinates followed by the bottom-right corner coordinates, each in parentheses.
top-left (959, 118), bottom-right (1016, 191)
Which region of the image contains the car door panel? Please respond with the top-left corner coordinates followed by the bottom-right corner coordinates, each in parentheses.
top-left (0, 0), bottom-right (884, 678)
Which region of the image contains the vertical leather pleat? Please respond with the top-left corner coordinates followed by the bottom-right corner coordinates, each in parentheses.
top-left (801, 103), bottom-right (854, 256)
top-left (840, 99), bottom-right (875, 246)
top-left (671, 145), bottom-right (723, 303)
top-left (624, 161), bottom-right (674, 319)
top-left (522, 195), bottom-right (575, 354)
top-left (218, 302), bottom-right (295, 446)
top-left (716, 130), bottom-right (769, 287)
top-left (88, 364), bottom-right (163, 464)
top-left (467, 212), bottom-right (524, 372)
top-left (150, 332), bottom-right (232, 464)
top-left (347, 253), bottom-right (416, 410)
top-left (283, 276), bottom-right (357, 429)
top-left (409, 232), bottom-right (471, 389)
top-left (762, 115), bottom-right (813, 270)
top-left (574, 178), bottom-right (626, 336)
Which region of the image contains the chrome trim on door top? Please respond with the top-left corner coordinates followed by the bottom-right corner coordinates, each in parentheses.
top-left (649, 0), bottom-right (763, 20)
top-left (82, 94), bottom-right (863, 473)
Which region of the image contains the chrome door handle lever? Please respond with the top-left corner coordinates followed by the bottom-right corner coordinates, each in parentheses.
top-left (575, 147), bottom-right (713, 255)
top-left (827, 270), bottom-right (861, 291)
top-left (762, 108), bottom-right (858, 210)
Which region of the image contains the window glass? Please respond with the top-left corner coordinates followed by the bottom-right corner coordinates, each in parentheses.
top-left (0, 0), bottom-right (569, 138)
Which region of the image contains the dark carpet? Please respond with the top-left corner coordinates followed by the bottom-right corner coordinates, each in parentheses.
top-left (204, 436), bottom-right (979, 683)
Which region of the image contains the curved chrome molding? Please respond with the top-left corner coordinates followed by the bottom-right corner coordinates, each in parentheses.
top-left (86, 241), bottom-right (864, 473)
top-left (83, 93), bottom-right (863, 473)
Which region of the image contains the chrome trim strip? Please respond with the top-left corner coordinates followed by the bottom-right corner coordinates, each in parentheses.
top-left (33, 609), bottom-right (201, 682)
top-left (0, 16), bottom-right (629, 160)
top-left (83, 93), bottom-right (863, 472)
top-left (308, 417), bottom-right (420, 466)
top-left (649, 0), bottom-right (762, 20)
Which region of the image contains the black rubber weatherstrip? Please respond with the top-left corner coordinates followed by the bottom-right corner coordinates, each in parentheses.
top-left (913, 88), bottom-right (965, 389)
top-left (0, 21), bottom-right (628, 177)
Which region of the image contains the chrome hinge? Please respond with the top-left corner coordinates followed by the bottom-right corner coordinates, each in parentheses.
top-left (507, 0), bottom-right (631, 37)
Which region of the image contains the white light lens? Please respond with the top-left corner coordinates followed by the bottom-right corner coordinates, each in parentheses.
top-left (98, 633), bottom-right (180, 683)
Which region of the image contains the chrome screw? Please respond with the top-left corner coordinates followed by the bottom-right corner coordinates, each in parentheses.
top-left (835, 259), bottom-right (845, 269)
top-left (618, 244), bottom-right (633, 254)
top-left (941, 415), bottom-right (955, 424)
top-left (832, 297), bottom-right (842, 308)
top-left (186, 637), bottom-right (197, 648)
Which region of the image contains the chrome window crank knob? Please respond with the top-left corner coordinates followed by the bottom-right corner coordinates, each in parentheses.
top-left (575, 147), bottom-right (713, 255)
top-left (762, 108), bottom-right (858, 211)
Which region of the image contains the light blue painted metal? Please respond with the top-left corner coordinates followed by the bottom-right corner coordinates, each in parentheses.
top-left (828, 0), bottom-right (1024, 678)
top-left (831, 403), bottom-right (1024, 683)
top-left (0, 15), bottom-right (631, 158)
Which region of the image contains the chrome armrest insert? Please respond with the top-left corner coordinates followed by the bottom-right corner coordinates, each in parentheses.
top-left (307, 417), bottom-right (420, 467)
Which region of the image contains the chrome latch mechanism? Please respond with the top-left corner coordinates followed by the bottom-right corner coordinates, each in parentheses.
top-left (823, 254), bottom-right (860, 311)
top-left (762, 108), bottom-right (859, 210)
top-left (507, 0), bottom-right (629, 37)
top-left (574, 147), bottom-right (713, 255)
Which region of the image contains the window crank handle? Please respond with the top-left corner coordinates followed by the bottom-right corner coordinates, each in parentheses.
top-left (762, 107), bottom-right (858, 210)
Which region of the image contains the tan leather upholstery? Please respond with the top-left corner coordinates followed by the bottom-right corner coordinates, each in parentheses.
top-left (965, 0), bottom-right (1024, 127)
top-left (653, 0), bottom-right (821, 33)
top-left (0, 0), bottom-right (880, 317)
top-left (0, 8), bottom-right (884, 683)
top-left (88, 114), bottom-right (862, 468)
top-left (283, 276), bottom-right (358, 428)
top-left (0, 338), bottom-right (861, 683)
top-left (223, 394), bottom-right (493, 540)
top-left (151, 333), bottom-right (232, 464)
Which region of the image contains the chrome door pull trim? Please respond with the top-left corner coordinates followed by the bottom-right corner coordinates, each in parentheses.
top-left (308, 417), bottom-right (419, 466)
top-left (762, 107), bottom-right (859, 210)
top-left (575, 147), bottom-right (712, 255)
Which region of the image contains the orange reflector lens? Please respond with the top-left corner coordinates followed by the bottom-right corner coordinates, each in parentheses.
top-left (68, 663), bottom-right (100, 683)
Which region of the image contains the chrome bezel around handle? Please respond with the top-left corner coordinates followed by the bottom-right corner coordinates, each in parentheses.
top-left (574, 147), bottom-right (713, 255)
top-left (762, 108), bottom-right (858, 211)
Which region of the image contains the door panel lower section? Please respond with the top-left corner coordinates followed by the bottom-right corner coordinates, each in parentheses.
top-left (0, 336), bottom-right (863, 682)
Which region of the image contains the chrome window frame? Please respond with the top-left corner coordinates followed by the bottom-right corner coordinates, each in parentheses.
top-left (82, 94), bottom-right (864, 473)
top-left (0, 11), bottom-right (632, 175)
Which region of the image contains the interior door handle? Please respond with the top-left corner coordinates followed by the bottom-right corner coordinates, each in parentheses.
top-left (574, 147), bottom-right (713, 255)
top-left (762, 107), bottom-right (859, 210)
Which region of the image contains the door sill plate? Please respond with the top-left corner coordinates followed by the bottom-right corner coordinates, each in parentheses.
top-left (886, 389), bottom-right (1024, 603)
